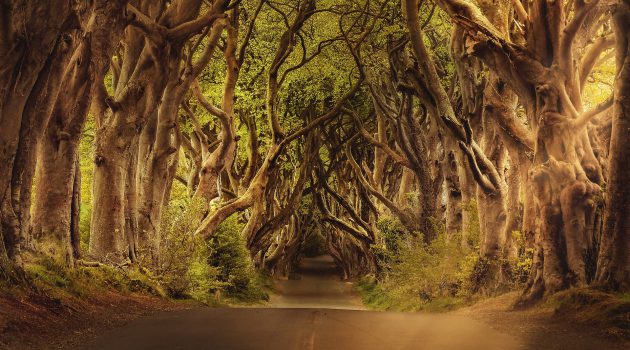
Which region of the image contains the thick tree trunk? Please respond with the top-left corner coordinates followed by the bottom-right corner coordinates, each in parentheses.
top-left (442, 151), bottom-right (463, 234)
top-left (518, 85), bottom-right (601, 305)
top-left (90, 132), bottom-right (131, 262)
top-left (31, 0), bottom-right (128, 265)
top-left (32, 135), bottom-right (82, 266)
top-left (595, 0), bottom-right (630, 290)
top-left (31, 33), bottom-right (93, 267)
top-left (456, 151), bottom-right (477, 248)
top-left (89, 0), bottom-right (229, 262)
top-left (0, 1), bottom-right (72, 269)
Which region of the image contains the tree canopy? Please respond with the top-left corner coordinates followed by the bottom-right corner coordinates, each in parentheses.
top-left (0, 0), bottom-right (627, 307)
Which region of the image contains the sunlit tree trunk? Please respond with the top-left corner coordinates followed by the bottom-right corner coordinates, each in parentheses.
top-left (89, 0), bottom-right (226, 262)
top-left (0, 1), bottom-right (72, 275)
top-left (596, 1), bottom-right (630, 290)
top-left (32, 1), bottom-right (128, 266)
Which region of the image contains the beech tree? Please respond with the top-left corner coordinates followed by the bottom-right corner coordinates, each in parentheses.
top-left (596, 0), bottom-right (630, 290)
top-left (1, 1), bottom-right (75, 277)
top-left (2, 0), bottom-right (628, 310)
top-left (88, 0), bottom-right (230, 263)
top-left (425, 0), bottom-right (618, 301)
top-left (31, 0), bottom-right (129, 267)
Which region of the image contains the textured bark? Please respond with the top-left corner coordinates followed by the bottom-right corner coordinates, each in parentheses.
top-left (30, 0), bottom-right (130, 266)
top-left (90, 0), bottom-right (227, 262)
top-left (595, 0), bottom-right (630, 290)
top-left (433, 0), bottom-right (612, 302)
top-left (10, 32), bottom-right (78, 253)
top-left (0, 1), bottom-right (73, 270)
top-left (70, 154), bottom-right (82, 260)
top-left (31, 30), bottom-right (94, 267)
top-left (137, 15), bottom-right (226, 263)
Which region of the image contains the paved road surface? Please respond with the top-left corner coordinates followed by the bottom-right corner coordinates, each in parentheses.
top-left (84, 256), bottom-right (625, 350)
top-left (267, 255), bottom-right (365, 310)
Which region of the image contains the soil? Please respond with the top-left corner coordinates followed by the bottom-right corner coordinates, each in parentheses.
top-left (454, 292), bottom-right (630, 349)
top-left (2, 257), bottom-right (629, 349)
top-left (0, 287), bottom-right (198, 350)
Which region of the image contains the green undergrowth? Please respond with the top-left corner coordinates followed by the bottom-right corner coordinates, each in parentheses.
top-left (357, 276), bottom-right (464, 312)
top-left (545, 288), bottom-right (630, 339)
top-left (21, 256), bottom-right (166, 300)
top-left (157, 198), bottom-right (269, 305)
top-left (359, 203), bottom-right (532, 312)
top-left (5, 199), bottom-right (270, 307)
top-left (206, 214), bottom-right (270, 303)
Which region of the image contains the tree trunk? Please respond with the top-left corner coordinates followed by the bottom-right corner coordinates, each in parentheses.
top-left (518, 85), bottom-right (601, 305)
top-left (31, 33), bottom-right (93, 267)
top-left (0, 1), bottom-right (72, 270)
top-left (31, 0), bottom-right (128, 265)
top-left (595, 0), bottom-right (630, 290)
top-left (70, 154), bottom-right (82, 260)
top-left (90, 129), bottom-right (131, 262)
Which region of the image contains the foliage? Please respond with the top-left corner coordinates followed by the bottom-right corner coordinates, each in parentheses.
top-left (158, 197), bottom-right (224, 303)
top-left (510, 230), bottom-right (533, 284)
top-left (361, 216), bottom-right (477, 311)
top-left (24, 256), bottom-right (165, 298)
top-left (158, 198), bottom-right (268, 304)
top-left (461, 200), bottom-right (481, 248)
top-left (207, 214), bottom-right (269, 303)
top-left (361, 207), bottom-right (536, 311)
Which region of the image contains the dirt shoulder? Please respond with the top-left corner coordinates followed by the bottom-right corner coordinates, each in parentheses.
top-left (0, 288), bottom-right (198, 350)
top-left (453, 292), bottom-right (630, 350)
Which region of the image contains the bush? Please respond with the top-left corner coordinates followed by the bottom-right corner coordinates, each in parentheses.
top-left (362, 209), bottom-right (536, 311)
top-left (371, 216), bottom-right (415, 275)
top-left (207, 214), bottom-right (269, 302)
top-left (158, 198), bottom-right (224, 302)
top-left (361, 216), bottom-right (479, 311)
top-left (159, 199), bottom-right (268, 304)
top-left (510, 230), bottom-right (533, 284)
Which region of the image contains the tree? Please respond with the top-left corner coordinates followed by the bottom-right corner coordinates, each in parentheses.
top-left (0, 1), bottom-right (74, 277)
top-left (596, 0), bottom-right (630, 290)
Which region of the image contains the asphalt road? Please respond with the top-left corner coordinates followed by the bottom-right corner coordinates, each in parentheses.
top-left (83, 256), bottom-right (624, 350)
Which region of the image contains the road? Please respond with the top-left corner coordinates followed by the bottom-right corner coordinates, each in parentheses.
top-left (83, 256), bottom-right (626, 350)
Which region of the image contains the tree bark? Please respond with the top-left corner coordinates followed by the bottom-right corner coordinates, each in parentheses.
top-left (595, 0), bottom-right (630, 290)
top-left (29, 0), bottom-right (128, 266)
top-left (0, 1), bottom-right (73, 271)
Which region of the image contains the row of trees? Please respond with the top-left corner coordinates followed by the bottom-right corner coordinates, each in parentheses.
top-left (1, 0), bottom-right (628, 304)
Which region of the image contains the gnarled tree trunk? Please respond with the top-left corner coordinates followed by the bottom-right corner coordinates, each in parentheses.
top-left (595, 0), bottom-right (630, 290)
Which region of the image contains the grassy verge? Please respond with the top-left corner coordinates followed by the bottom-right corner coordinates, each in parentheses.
top-left (356, 275), bottom-right (465, 312)
top-left (545, 288), bottom-right (630, 339)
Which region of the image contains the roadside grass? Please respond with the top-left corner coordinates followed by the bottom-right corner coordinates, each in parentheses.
top-left (545, 288), bottom-right (630, 339)
top-left (356, 276), bottom-right (465, 312)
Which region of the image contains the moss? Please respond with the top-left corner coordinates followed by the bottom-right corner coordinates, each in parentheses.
top-left (22, 255), bottom-right (166, 300)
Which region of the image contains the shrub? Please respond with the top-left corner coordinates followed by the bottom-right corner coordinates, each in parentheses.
top-left (207, 214), bottom-right (269, 302)
top-left (362, 216), bottom-right (480, 311)
top-left (510, 230), bottom-right (533, 284)
top-left (158, 198), bottom-right (224, 302)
